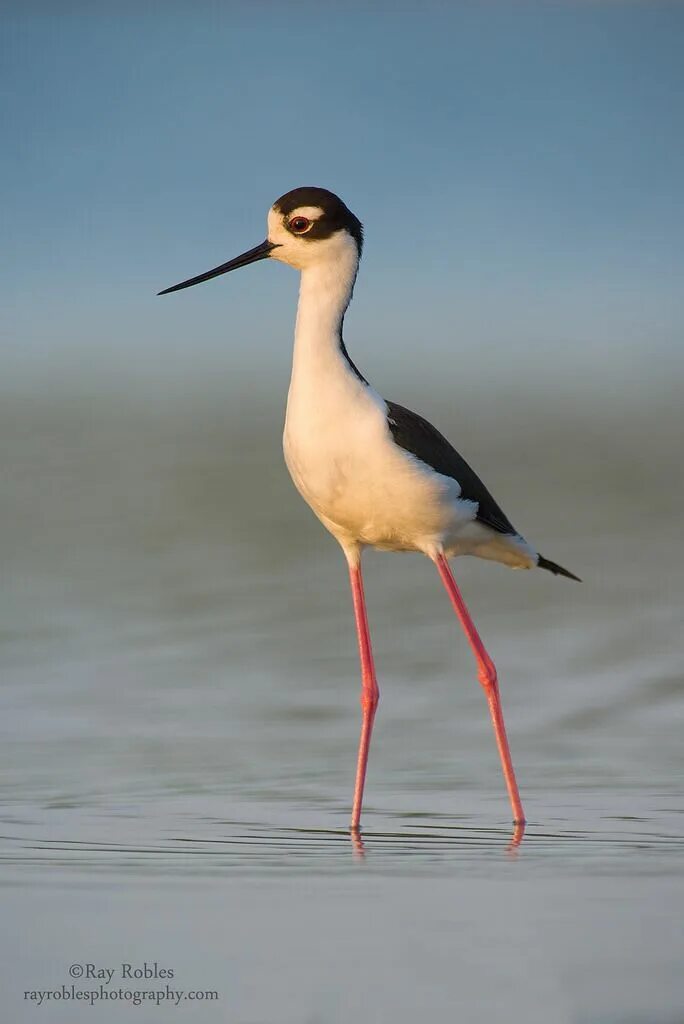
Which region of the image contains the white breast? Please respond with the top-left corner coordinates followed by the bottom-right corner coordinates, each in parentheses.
top-left (283, 366), bottom-right (470, 554)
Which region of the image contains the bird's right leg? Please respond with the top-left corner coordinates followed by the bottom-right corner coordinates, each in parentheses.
top-left (345, 551), bottom-right (380, 831)
top-left (434, 553), bottom-right (526, 825)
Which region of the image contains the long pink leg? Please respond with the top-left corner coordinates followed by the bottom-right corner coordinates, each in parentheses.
top-left (348, 562), bottom-right (379, 831)
top-left (435, 553), bottom-right (526, 824)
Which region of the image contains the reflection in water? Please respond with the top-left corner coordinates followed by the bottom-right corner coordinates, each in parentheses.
top-left (350, 827), bottom-right (366, 861)
top-left (2, 811), bottom-right (683, 880)
top-left (350, 820), bottom-right (525, 863)
top-left (507, 820), bottom-right (526, 855)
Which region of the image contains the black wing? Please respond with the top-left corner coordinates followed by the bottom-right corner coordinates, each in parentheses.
top-left (386, 401), bottom-right (517, 536)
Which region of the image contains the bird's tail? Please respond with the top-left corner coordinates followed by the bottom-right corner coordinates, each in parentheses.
top-left (537, 554), bottom-right (581, 582)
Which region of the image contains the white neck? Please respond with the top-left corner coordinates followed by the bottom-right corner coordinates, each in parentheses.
top-left (290, 237), bottom-right (360, 384)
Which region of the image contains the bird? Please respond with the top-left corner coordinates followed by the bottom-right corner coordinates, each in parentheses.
top-left (159, 186), bottom-right (580, 832)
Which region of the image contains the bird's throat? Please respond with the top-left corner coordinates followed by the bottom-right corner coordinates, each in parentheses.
top-left (291, 250), bottom-right (360, 384)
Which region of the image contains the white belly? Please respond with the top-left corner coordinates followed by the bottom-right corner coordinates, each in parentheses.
top-left (283, 381), bottom-right (471, 554)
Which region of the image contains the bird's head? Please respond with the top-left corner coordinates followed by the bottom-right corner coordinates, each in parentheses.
top-left (158, 186), bottom-right (363, 296)
top-left (267, 186), bottom-right (363, 271)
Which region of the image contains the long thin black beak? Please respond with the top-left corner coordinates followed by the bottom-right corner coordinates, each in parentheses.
top-left (158, 239), bottom-right (277, 296)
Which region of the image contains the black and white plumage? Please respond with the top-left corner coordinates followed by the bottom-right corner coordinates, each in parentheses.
top-left (385, 401), bottom-right (579, 580)
top-left (159, 185), bottom-right (580, 832)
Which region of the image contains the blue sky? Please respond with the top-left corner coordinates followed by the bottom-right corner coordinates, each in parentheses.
top-left (2, 4), bottom-right (683, 396)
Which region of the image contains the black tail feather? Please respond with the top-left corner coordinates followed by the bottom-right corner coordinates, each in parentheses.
top-left (537, 555), bottom-right (581, 582)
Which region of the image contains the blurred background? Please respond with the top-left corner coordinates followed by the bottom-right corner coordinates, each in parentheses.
top-left (3, 3), bottom-right (683, 396)
top-left (2, 6), bottom-right (684, 1023)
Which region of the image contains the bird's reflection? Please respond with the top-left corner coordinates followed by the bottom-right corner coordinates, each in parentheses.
top-left (507, 820), bottom-right (526, 855)
top-left (350, 826), bottom-right (366, 860)
top-left (349, 819), bottom-right (526, 861)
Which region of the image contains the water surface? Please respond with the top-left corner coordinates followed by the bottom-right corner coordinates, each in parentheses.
top-left (1, 388), bottom-right (683, 1023)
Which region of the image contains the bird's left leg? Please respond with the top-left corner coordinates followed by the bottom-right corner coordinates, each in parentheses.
top-left (434, 553), bottom-right (526, 825)
top-left (344, 549), bottom-right (380, 831)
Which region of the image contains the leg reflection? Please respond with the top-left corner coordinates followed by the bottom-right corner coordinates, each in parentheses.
top-left (507, 819), bottom-right (526, 855)
top-left (350, 826), bottom-right (366, 861)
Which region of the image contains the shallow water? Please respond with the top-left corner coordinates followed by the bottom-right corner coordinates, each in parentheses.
top-left (1, 386), bottom-right (683, 1023)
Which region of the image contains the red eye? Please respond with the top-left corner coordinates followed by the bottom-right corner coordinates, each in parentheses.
top-left (289, 216), bottom-right (312, 234)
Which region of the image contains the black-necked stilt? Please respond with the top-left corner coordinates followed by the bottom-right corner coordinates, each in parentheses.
top-left (159, 186), bottom-right (580, 831)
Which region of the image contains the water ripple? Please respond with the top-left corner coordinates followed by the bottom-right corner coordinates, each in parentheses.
top-left (1, 814), bottom-right (683, 881)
